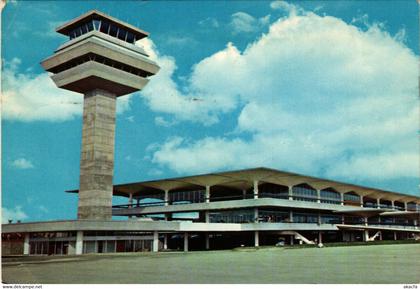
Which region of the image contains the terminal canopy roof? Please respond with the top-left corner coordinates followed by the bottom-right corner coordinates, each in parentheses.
top-left (67, 167), bottom-right (420, 204)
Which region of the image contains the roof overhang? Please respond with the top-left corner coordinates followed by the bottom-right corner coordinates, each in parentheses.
top-left (56, 10), bottom-right (149, 40)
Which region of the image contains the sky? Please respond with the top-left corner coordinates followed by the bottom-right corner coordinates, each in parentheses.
top-left (1, 0), bottom-right (419, 222)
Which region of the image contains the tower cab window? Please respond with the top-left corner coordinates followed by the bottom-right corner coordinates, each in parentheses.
top-left (68, 19), bottom-right (138, 44)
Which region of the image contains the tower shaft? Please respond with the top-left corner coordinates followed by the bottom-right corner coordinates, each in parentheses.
top-left (78, 89), bottom-right (116, 220)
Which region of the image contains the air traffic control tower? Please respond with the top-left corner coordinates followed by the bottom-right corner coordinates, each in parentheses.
top-left (41, 10), bottom-right (160, 220)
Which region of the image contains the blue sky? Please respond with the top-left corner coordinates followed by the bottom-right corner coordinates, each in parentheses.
top-left (2, 0), bottom-right (419, 222)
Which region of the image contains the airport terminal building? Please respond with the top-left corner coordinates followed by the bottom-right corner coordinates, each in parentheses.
top-left (3, 167), bottom-right (420, 255)
top-left (2, 10), bottom-right (420, 256)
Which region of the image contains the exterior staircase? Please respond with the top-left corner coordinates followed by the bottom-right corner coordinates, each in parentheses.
top-left (279, 231), bottom-right (315, 245)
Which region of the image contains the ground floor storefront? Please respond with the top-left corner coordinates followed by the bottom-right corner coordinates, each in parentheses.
top-left (2, 228), bottom-right (418, 256)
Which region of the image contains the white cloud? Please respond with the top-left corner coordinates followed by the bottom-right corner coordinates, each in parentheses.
top-left (11, 157), bottom-right (34, 169)
top-left (2, 58), bottom-right (131, 122)
top-left (2, 206), bottom-right (28, 223)
top-left (144, 6), bottom-right (418, 181)
top-left (138, 38), bottom-right (239, 125)
top-left (270, 1), bottom-right (301, 15)
top-left (229, 12), bottom-right (270, 35)
top-left (154, 116), bottom-right (177, 127)
top-left (198, 17), bottom-right (220, 28)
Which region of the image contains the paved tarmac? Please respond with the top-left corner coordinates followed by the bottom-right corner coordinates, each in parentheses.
top-left (2, 244), bottom-right (420, 284)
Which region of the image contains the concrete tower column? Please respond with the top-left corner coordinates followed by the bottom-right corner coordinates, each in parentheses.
top-left (391, 200), bottom-right (395, 210)
top-left (360, 195), bottom-right (364, 207)
top-left (23, 233), bottom-right (30, 255)
top-left (393, 231), bottom-right (397, 240)
top-left (288, 186), bottom-right (293, 201)
top-left (253, 180), bottom-right (259, 199)
top-left (340, 193), bottom-right (344, 206)
top-left (242, 189), bottom-right (247, 199)
top-left (289, 210), bottom-right (293, 222)
top-left (205, 185), bottom-right (211, 203)
top-left (404, 202), bottom-right (408, 211)
top-left (376, 198), bottom-right (381, 209)
top-left (164, 190), bottom-right (169, 206)
top-left (78, 89), bottom-right (116, 220)
top-left (76, 231), bottom-right (84, 255)
top-left (153, 231), bottom-right (159, 252)
top-left (42, 10), bottom-right (160, 221)
top-left (205, 211), bottom-right (210, 223)
top-left (316, 189), bottom-right (321, 203)
top-left (184, 232), bottom-right (189, 252)
top-left (364, 217), bottom-right (368, 226)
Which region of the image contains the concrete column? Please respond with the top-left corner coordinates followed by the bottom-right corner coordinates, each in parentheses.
top-left (318, 231), bottom-right (323, 245)
top-left (360, 195), bottom-right (364, 207)
top-left (153, 231), bottom-right (159, 252)
top-left (404, 202), bottom-right (408, 211)
top-left (163, 234), bottom-right (168, 250)
top-left (363, 230), bottom-right (369, 242)
top-left (413, 219), bottom-right (418, 227)
top-left (184, 232), bottom-right (189, 252)
top-left (340, 193), bottom-right (344, 206)
top-left (289, 210), bottom-right (293, 222)
top-left (205, 233), bottom-right (210, 250)
top-left (376, 198), bottom-right (381, 209)
top-left (316, 189), bottom-right (321, 203)
top-left (242, 189), bottom-right (247, 199)
top-left (128, 193), bottom-right (133, 207)
top-left (76, 231), bottom-right (83, 255)
top-left (78, 89), bottom-right (116, 220)
top-left (290, 235), bottom-right (294, 245)
top-left (23, 233), bottom-right (30, 255)
top-left (205, 185), bottom-right (210, 203)
top-left (254, 231), bottom-right (259, 247)
top-left (288, 186), bottom-right (293, 201)
top-left (254, 208), bottom-right (259, 223)
top-left (253, 180), bottom-right (259, 199)
top-left (378, 231), bottom-right (382, 241)
top-left (164, 190), bottom-right (169, 206)
top-left (205, 211), bottom-right (210, 223)
top-left (128, 193), bottom-right (133, 219)
top-left (364, 217), bottom-right (368, 226)
top-left (393, 231), bottom-right (397, 240)
top-left (341, 215), bottom-right (345, 224)
top-left (391, 200), bottom-right (395, 210)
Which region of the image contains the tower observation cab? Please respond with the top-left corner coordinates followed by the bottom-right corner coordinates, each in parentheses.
top-left (41, 10), bottom-right (160, 220)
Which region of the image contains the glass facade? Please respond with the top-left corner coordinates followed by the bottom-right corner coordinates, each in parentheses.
top-left (320, 189), bottom-right (341, 204)
top-left (68, 19), bottom-right (138, 44)
top-left (293, 212), bottom-right (318, 223)
top-left (320, 214), bottom-right (342, 224)
top-left (209, 209), bottom-right (254, 223)
top-left (169, 190), bottom-right (205, 205)
top-left (259, 184), bottom-right (289, 199)
top-left (292, 184), bottom-right (317, 202)
top-left (29, 240), bottom-right (69, 255)
top-left (258, 209), bottom-right (290, 222)
top-left (344, 192), bottom-right (360, 203)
